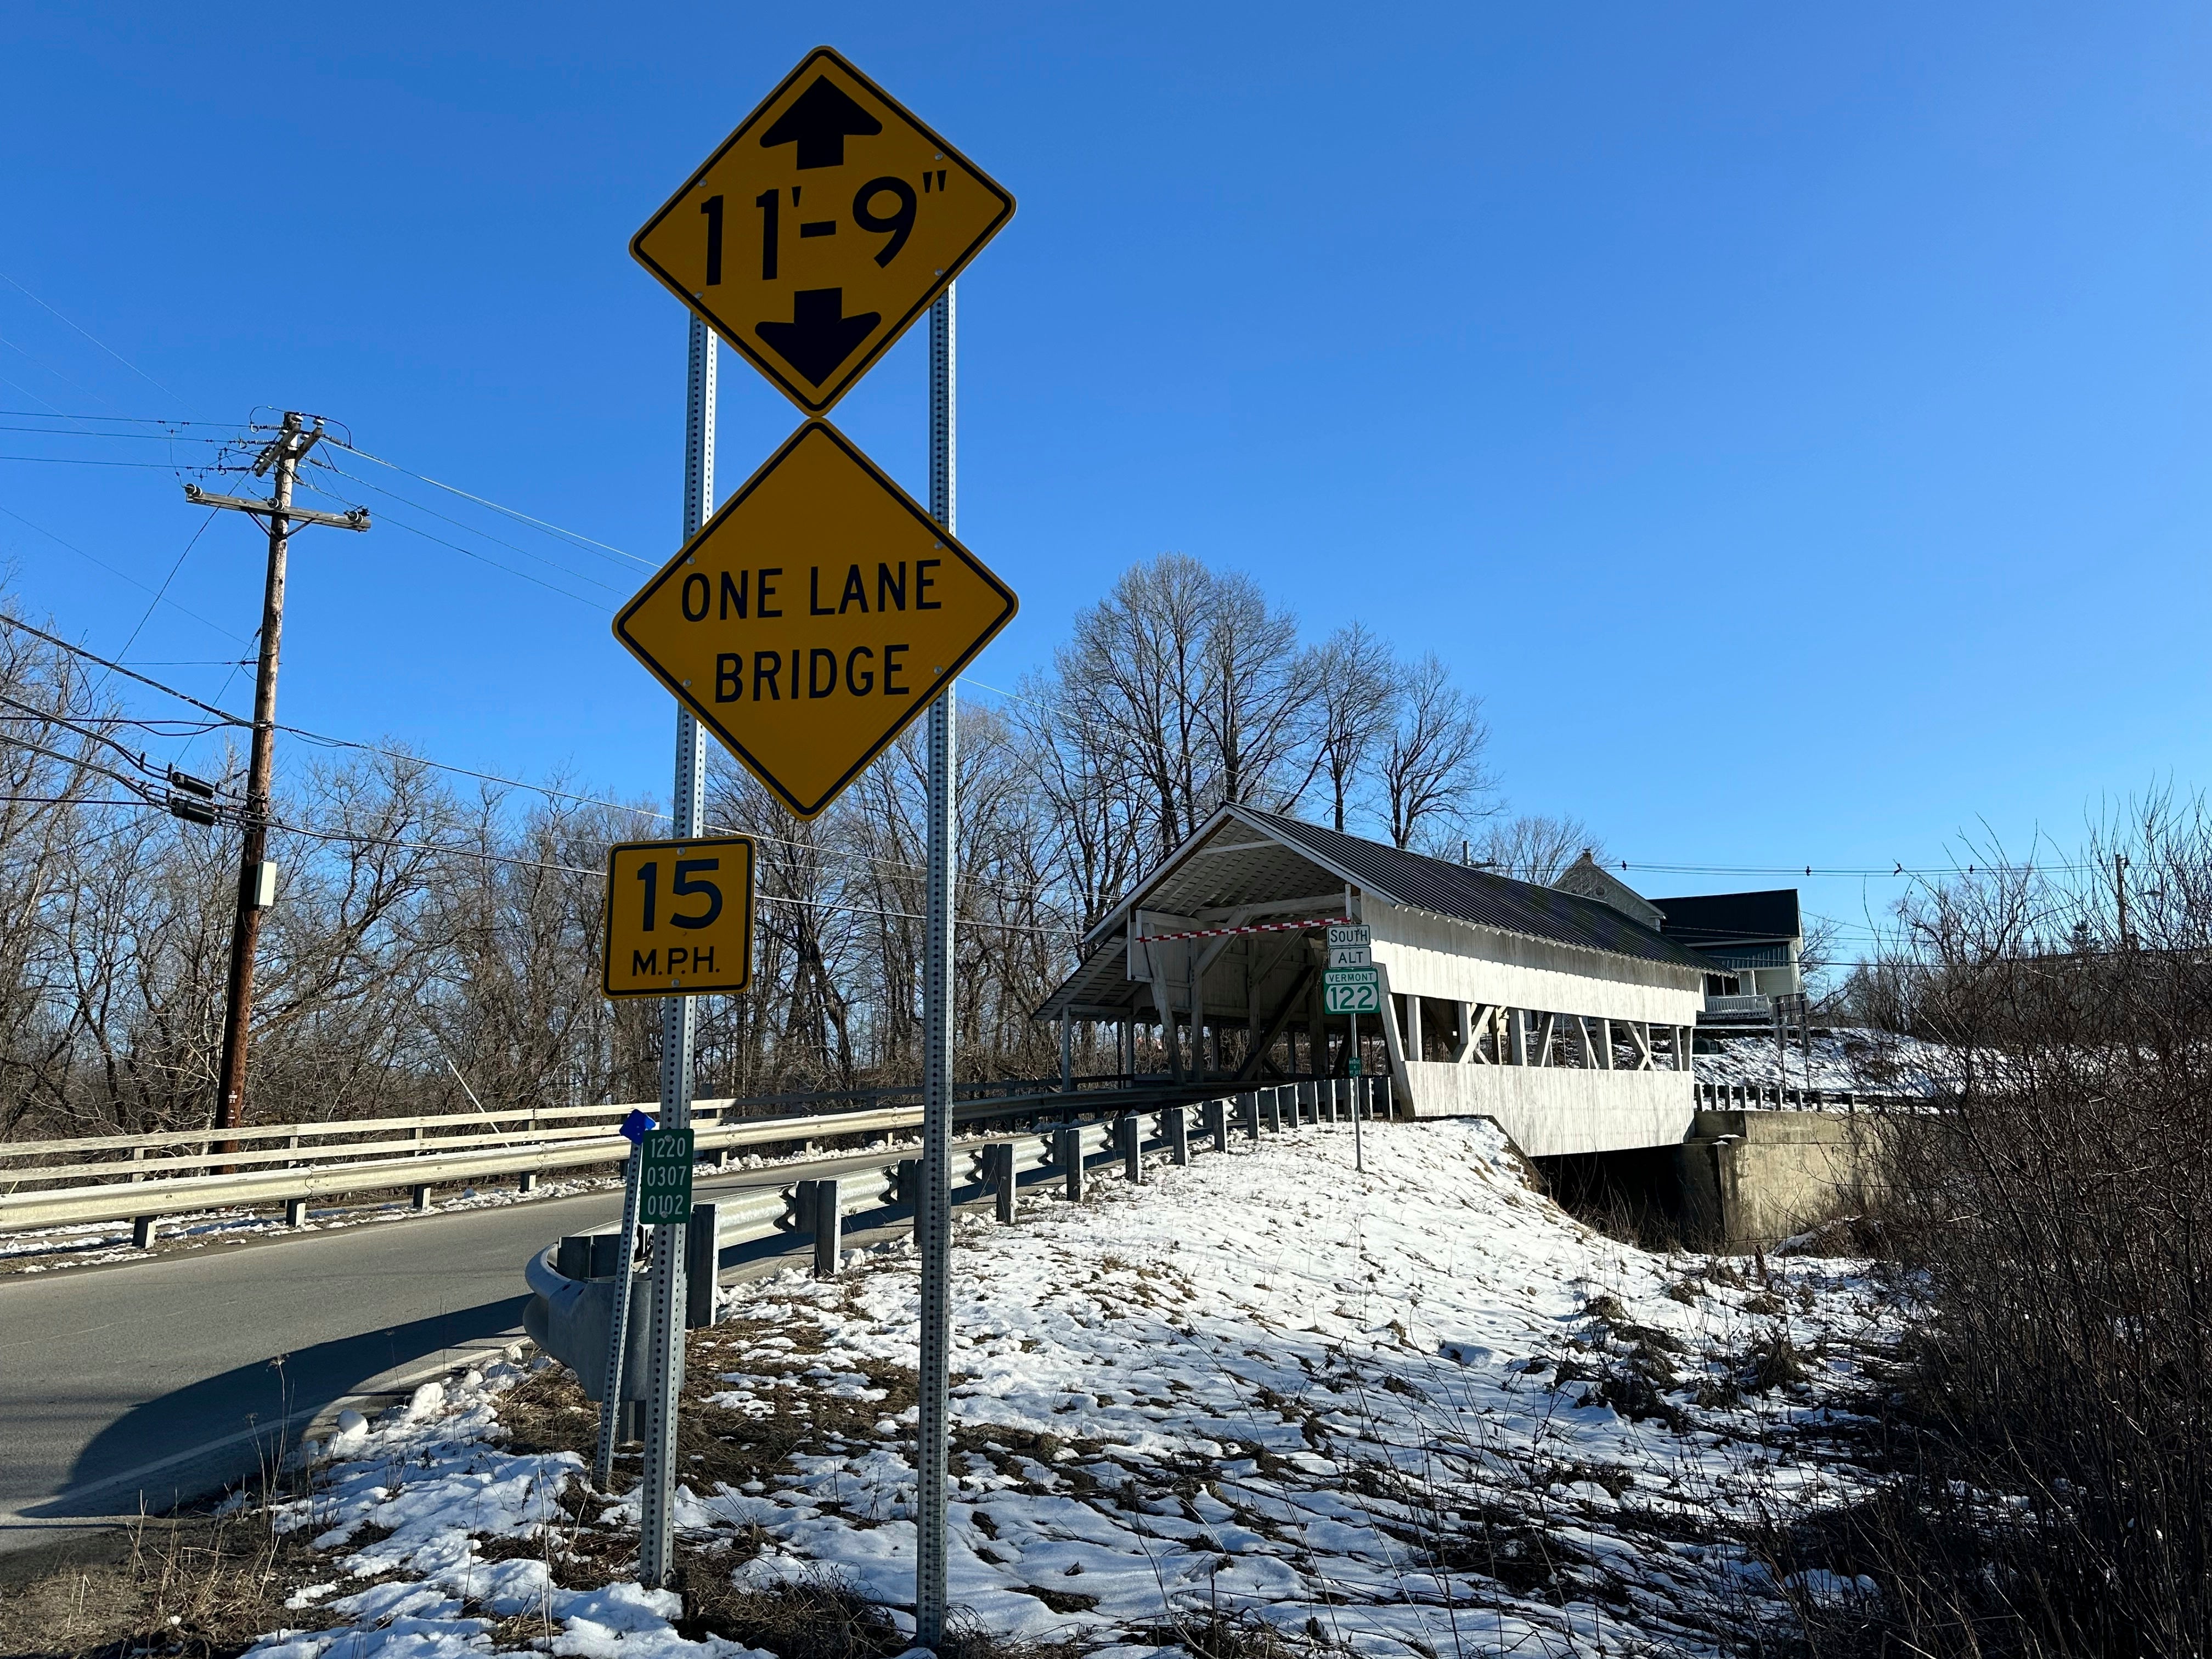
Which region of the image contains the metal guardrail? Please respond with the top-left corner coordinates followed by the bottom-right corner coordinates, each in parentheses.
top-left (0, 1074), bottom-right (1133, 1166)
top-left (1692, 1081), bottom-right (1925, 1110)
top-left (524, 1076), bottom-right (1396, 1394)
top-left (0, 1079), bottom-right (1222, 1234)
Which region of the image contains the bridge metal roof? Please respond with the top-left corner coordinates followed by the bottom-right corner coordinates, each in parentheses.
top-left (1038, 806), bottom-right (1708, 1020)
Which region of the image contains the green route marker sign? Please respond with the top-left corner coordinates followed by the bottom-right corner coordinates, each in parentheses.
top-left (1323, 966), bottom-right (1380, 1015)
top-left (638, 1128), bottom-right (696, 1225)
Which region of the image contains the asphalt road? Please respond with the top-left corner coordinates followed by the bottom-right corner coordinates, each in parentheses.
top-left (0, 1159), bottom-right (898, 1555)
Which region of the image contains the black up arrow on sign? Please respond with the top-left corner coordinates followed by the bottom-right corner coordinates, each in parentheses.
top-left (631, 46), bottom-right (1014, 415)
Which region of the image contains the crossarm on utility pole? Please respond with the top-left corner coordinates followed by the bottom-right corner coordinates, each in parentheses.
top-left (184, 483), bottom-right (369, 531)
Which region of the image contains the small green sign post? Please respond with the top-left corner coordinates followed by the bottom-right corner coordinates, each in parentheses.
top-left (638, 1128), bottom-right (695, 1225)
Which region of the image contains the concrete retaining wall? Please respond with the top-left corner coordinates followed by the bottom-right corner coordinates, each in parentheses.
top-left (1402, 1060), bottom-right (1696, 1156)
top-left (1677, 1109), bottom-right (1889, 1243)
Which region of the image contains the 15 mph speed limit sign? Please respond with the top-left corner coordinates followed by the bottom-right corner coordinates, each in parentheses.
top-left (602, 836), bottom-right (756, 997)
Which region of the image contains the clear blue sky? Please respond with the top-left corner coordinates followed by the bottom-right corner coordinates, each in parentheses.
top-left (4, 2), bottom-right (2209, 954)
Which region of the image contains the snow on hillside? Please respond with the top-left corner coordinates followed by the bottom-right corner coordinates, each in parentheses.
top-left (1696, 1026), bottom-right (1955, 1097)
top-left (244, 1119), bottom-right (1888, 1659)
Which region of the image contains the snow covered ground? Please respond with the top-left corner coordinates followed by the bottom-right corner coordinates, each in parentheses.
top-left (1695, 1026), bottom-right (1955, 1098)
top-left (236, 1118), bottom-right (1889, 1659)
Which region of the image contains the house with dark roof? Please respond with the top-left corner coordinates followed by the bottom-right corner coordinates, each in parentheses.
top-left (1551, 852), bottom-right (1804, 1014)
top-left (1036, 806), bottom-right (1709, 1157)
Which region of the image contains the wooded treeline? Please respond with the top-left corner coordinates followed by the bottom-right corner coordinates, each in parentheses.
top-left (1, 552), bottom-right (1573, 1139)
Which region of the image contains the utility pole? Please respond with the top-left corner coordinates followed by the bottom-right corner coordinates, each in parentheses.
top-left (183, 414), bottom-right (368, 1147)
top-left (2114, 853), bottom-right (2131, 950)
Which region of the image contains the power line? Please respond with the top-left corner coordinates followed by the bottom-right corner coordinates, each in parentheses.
top-left (0, 613), bottom-right (250, 722)
top-left (0, 613), bottom-right (1080, 911)
top-left (0, 411), bottom-right (232, 426)
top-left (0, 455), bottom-right (204, 469)
top-left (324, 436), bottom-right (646, 566)
top-left (294, 472), bottom-right (610, 606)
top-left (0, 270), bottom-right (184, 403)
top-left (0, 506), bottom-right (246, 642)
top-left (317, 454), bottom-right (644, 578)
top-left (0, 425), bottom-right (232, 442)
top-left (296, 468), bottom-right (619, 600)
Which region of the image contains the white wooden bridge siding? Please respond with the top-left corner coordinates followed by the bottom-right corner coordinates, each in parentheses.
top-left (1367, 900), bottom-right (1705, 1156)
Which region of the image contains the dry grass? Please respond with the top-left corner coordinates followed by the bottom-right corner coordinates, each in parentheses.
top-left (0, 1504), bottom-right (343, 1659)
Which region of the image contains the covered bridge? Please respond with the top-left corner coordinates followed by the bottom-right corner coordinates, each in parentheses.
top-left (1037, 806), bottom-right (1714, 1157)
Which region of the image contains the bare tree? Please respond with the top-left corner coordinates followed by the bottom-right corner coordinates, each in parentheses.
top-left (1478, 813), bottom-right (1604, 884)
top-left (1379, 654), bottom-right (1495, 850)
top-left (1305, 623), bottom-right (1398, 833)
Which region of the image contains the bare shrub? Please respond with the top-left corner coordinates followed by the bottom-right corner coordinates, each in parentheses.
top-left (1825, 793), bottom-right (2212, 1656)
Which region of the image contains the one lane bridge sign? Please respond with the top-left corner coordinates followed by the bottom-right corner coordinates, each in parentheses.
top-left (630, 45), bottom-right (1015, 415)
top-left (603, 835), bottom-right (757, 998)
top-left (613, 421), bottom-right (1017, 819)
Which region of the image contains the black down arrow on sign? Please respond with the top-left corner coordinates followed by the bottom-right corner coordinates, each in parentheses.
top-left (629, 46), bottom-right (1014, 415)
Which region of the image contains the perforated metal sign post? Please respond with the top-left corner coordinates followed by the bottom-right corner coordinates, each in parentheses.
top-left (637, 1128), bottom-right (695, 1226)
top-left (630, 45), bottom-right (1014, 415)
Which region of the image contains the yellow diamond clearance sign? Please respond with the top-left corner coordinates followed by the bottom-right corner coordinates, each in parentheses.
top-left (630, 46), bottom-right (1014, 415)
top-left (613, 421), bottom-right (1017, 820)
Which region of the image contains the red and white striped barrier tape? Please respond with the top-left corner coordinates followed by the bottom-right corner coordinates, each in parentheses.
top-left (1133, 915), bottom-right (1351, 945)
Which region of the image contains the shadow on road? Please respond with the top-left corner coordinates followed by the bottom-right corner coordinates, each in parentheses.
top-left (35, 1294), bottom-right (529, 1519)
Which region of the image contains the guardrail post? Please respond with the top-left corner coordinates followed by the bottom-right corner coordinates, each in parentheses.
top-left (814, 1179), bottom-right (842, 1278)
top-left (558, 1235), bottom-right (591, 1278)
top-left (686, 1203), bottom-right (719, 1327)
top-left (1203, 1098), bottom-right (1225, 1152)
top-left (589, 1233), bottom-right (625, 1278)
top-left (284, 1197), bottom-right (307, 1227)
top-left (1239, 1092), bottom-right (1257, 1143)
top-left (518, 1170), bottom-right (539, 1194)
top-left (991, 1146), bottom-right (1015, 1224)
top-left (1057, 1127), bottom-right (1084, 1201)
top-left (132, 1216), bottom-right (157, 1249)
top-left (410, 1183), bottom-right (432, 1211)
top-left (1119, 1115), bottom-right (1143, 1185)
top-left (1166, 1105), bottom-right (1189, 1166)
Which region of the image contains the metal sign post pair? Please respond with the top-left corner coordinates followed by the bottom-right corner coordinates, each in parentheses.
top-left (1325, 926), bottom-right (1373, 1172)
top-left (605, 47), bottom-right (1018, 1642)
